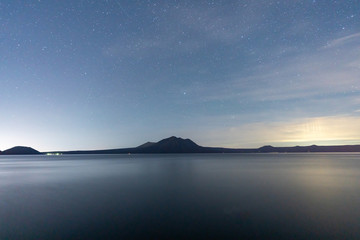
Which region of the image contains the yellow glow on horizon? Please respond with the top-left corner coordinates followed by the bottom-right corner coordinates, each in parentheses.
top-left (277, 116), bottom-right (360, 144)
top-left (200, 115), bottom-right (360, 148)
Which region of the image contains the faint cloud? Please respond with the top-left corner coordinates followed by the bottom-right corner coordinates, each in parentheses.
top-left (324, 32), bottom-right (360, 48)
top-left (189, 31), bottom-right (360, 104)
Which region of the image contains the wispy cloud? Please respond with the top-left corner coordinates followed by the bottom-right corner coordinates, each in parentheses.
top-left (186, 32), bottom-right (360, 105)
top-left (324, 32), bottom-right (360, 48)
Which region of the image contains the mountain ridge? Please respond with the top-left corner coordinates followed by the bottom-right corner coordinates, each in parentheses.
top-left (1, 137), bottom-right (360, 155)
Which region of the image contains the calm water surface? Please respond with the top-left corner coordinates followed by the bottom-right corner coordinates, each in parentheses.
top-left (0, 153), bottom-right (359, 239)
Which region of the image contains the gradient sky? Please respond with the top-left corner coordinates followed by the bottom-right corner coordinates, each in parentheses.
top-left (1, 0), bottom-right (360, 151)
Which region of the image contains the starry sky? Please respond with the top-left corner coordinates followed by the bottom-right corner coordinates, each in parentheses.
top-left (1, 0), bottom-right (360, 151)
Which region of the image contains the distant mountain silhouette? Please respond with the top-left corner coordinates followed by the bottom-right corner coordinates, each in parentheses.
top-left (48, 137), bottom-right (360, 154)
top-left (257, 144), bottom-right (360, 153)
top-left (3, 137), bottom-right (360, 155)
top-left (258, 145), bottom-right (276, 153)
top-left (137, 136), bottom-right (204, 153)
top-left (59, 136), bottom-right (206, 154)
top-left (2, 146), bottom-right (41, 155)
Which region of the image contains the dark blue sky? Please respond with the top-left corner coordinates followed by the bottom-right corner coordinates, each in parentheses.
top-left (1, 0), bottom-right (360, 151)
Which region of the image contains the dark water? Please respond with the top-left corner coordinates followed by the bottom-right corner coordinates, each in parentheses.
top-left (1, 153), bottom-right (360, 239)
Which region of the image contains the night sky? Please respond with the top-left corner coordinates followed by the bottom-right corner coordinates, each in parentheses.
top-left (1, 1), bottom-right (360, 151)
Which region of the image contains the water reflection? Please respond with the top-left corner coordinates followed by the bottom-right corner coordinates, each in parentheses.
top-left (0, 153), bottom-right (359, 239)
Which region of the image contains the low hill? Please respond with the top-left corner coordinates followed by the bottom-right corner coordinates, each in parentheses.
top-left (136, 136), bottom-right (204, 153)
top-left (2, 146), bottom-right (41, 155)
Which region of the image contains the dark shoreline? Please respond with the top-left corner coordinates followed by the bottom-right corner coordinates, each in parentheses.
top-left (2, 136), bottom-right (360, 155)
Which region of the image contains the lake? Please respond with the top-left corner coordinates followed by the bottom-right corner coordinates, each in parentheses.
top-left (1, 153), bottom-right (359, 239)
